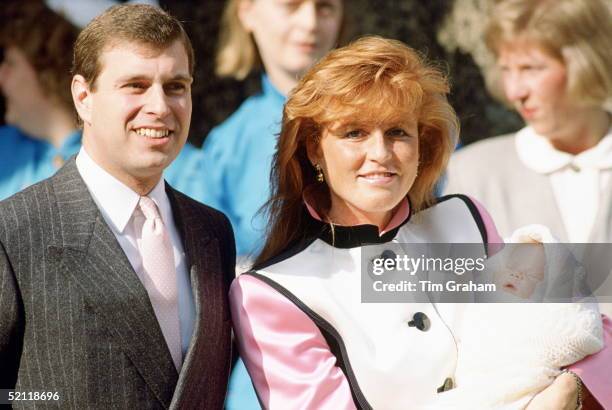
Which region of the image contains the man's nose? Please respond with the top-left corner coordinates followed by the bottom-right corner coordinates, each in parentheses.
top-left (145, 85), bottom-right (170, 117)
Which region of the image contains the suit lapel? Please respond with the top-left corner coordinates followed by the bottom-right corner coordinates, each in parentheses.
top-left (166, 187), bottom-right (232, 408)
top-left (49, 160), bottom-right (178, 408)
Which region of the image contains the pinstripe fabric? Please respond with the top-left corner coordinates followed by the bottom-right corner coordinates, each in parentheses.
top-left (0, 159), bottom-right (235, 409)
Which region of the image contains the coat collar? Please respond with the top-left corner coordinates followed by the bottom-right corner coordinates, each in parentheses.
top-left (304, 197), bottom-right (413, 248)
top-left (166, 187), bottom-right (231, 409)
top-left (48, 159), bottom-right (220, 408)
top-left (515, 125), bottom-right (612, 174)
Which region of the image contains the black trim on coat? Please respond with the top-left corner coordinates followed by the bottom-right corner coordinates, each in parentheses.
top-left (314, 197), bottom-right (413, 248)
top-left (255, 198), bottom-right (414, 271)
top-left (242, 195), bottom-right (490, 409)
top-left (435, 194), bottom-right (490, 256)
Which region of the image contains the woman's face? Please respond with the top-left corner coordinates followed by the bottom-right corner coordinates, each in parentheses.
top-left (498, 41), bottom-right (572, 137)
top-left (239, 0), bottom-right (343, 81)
top-left (311, 118), bottom-right (419, 227)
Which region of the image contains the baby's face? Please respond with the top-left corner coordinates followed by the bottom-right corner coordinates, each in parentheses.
top-left (495, 268), bottom-right (543, 298)
top-left (496, 242), bottom-right (546, 299)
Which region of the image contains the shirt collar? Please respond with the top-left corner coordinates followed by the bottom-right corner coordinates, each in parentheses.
top-left (75, 147), bottom-right (168, 234)
top-left (516, 125), bottom-right (612, 174)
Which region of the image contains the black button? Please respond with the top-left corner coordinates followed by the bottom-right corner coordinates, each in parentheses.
top-left (368, 249), bottom-right (398, 279)
top-left (408, 312), bottom-right (430, 331)
top-left (381, 249), bottom-right (396, 260)
top-left (381, 250), bottom-right (397, 269)
top-left (437, 377), bottom-right (454, 393)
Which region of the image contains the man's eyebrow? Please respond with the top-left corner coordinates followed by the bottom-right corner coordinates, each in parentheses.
top-left (116, 74), bottom-right (151, 83)
top-left (115, 74), bottom-right (193, 83)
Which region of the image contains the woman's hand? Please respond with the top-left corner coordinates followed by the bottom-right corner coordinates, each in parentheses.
top-left (526, 372), bottom-right (579, 410)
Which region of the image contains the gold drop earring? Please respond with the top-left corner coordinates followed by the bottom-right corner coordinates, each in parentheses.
top-left (315, 164), bottom-right (324, 183)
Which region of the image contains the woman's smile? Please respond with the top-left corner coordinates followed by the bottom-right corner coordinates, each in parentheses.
top-left (357, 171), bottom-right (398, 186)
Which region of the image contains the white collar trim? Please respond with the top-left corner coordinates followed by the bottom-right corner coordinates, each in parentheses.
top-left (515, 125), bottom-right (612, 174)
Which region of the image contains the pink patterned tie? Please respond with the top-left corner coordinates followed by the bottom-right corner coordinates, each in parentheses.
top-left (137, 196), bottom-right (182, 371)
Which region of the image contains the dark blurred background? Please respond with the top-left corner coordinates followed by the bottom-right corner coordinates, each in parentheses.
top-left (1, 0), bottom-right (523, 147)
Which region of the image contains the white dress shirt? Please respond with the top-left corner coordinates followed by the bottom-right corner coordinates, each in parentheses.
top-left (76, 147), bottom-right (195, 359)
top-left (516, 125), bottom-right (612, 243)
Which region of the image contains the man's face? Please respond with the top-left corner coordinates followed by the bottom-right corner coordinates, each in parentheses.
top-left (78, 40), bottom-right (192, 187)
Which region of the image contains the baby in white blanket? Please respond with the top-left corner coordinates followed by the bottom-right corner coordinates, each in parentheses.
top-left (421, 226), bottom-right (604, 410)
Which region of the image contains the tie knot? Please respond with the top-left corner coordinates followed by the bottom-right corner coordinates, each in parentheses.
top-left (139, 196), bottom-right (161, 220)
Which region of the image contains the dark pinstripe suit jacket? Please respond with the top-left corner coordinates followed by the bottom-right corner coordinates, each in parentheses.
top-left (0, 159), bottom-right (235, 409)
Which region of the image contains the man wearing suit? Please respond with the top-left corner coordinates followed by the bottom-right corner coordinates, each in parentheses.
top-left (0, 4), bottom-right (235, 409)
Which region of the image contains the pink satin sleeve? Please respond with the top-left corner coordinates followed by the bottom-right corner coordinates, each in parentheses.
top-left (569, 315), bottom-right (612, 406)
top-left (468, 195), bottom-right (504, 254)
top-left (229, 274), bottom-right (357, 410)
top-left (469, 197), bottom-right (612, 406)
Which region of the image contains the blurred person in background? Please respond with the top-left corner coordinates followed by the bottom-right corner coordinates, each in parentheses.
top-left (201, 0), bottom-right (347, 261)
top-left (445, 0), bottom-right (612, 242)
top-left (200, 2), bottom-right (347, 407)
top-left (0, 1), bottom-right (80, 200)
top-left (444, 0), bottom-right (612, 317)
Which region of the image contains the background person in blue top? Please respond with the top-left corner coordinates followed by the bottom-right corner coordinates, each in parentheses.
top-left (202, 0), bottom-right (347, 408)
top-left (0, 2), bottom-right (81, 200)
top-left (203, 0), bottom-right (347, 259)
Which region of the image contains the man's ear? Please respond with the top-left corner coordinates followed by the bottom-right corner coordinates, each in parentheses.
top-left (71, 74), bottom-right (92, 125)
top-left (237, 0), bottom-right (256, 32)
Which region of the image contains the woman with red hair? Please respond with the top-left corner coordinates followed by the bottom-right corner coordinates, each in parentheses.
top-left (230, 36), bottom-right (612, 409)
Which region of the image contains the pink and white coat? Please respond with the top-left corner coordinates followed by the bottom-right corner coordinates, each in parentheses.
top-left (230, 195), bottom-right (612, 409)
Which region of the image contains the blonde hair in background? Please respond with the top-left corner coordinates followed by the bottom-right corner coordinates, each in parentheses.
top-left (485, 0), bottom-right (612, 108)
top-left (215, 0), bottom-right (259, 79)
top-left (437, 0), bottom-right (497, 97)
top-left (255, 36), bottom-right (459, 265)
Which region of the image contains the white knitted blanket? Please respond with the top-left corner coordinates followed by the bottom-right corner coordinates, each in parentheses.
top-left (419, 225), bottom-right (604, 409)
top-left (421, 303), bottom-right (604, 410)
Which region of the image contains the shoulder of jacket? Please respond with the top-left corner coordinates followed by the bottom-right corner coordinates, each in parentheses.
top-left (0, 178), bottom-right (55, 242)
top-left (453, 134), bottom-right (516, 160)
